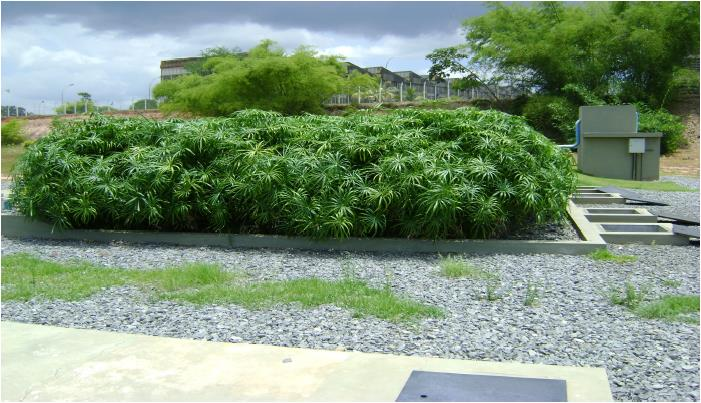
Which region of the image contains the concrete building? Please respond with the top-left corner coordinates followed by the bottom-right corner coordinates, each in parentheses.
top-left (160, 57), bottom-right (204, 80)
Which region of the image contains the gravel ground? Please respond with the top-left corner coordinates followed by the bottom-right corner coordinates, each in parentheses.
top-left (659, 176), bottom-right (700, 190)
top-left (1, 179), bottom-right (699, 401)
top-left (2, 242), bottom-right (699, 401)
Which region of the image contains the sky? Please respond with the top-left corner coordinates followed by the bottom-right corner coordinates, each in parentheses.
top-left (1, 1), bottom-right (490, 114)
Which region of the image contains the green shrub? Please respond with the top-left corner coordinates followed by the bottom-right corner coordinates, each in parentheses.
top-left (522, 95), bottom-right (577, 143)
top-left (636, 104), bottom-right (687, 155)
top-left (11, 108), bottom-right (577, 239)
top-left (1, 119), bottom-right (26, 145)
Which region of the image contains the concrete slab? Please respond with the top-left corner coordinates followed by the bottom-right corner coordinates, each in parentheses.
top-left (595, 223), bottom-right (690, 245)
top-left (0, 214), bottom-right (603, 256)
top-left (571, 193), bottom-right (626, 205)
top-left (1, 322), bottom-right (613, 402)
top-left (584, 207), bottom-right (657, 223)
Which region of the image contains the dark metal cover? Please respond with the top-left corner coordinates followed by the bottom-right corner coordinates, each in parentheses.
top-left (395, 370), bottom-right (567, 402)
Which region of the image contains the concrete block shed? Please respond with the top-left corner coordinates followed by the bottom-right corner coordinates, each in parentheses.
top-left (576, 105), bottom-right (662, 180)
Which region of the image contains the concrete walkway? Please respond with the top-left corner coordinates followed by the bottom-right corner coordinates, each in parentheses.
top-left (1, 321), bottom-right (612, 401)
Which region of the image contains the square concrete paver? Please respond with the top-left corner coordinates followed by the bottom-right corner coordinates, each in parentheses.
top-left (1, 321), bottom-right (612, 401)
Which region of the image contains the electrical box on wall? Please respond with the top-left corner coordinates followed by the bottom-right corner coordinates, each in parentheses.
top-left (628, 138), bottom-right (645, 153)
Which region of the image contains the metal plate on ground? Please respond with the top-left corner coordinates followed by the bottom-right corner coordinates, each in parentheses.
top-left (596, 187), bottom-right (668, 206)
top-left (673, 224), bottom-right (700, 238)
top-left (395, 371), bottom-right (567, 402)
top-left (658, 213), bottom-right (700, 226)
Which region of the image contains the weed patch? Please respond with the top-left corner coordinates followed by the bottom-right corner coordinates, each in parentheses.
top-left (635, 295), bottom-right (700, 323)
top-left (589, 249), bottom-right (637, 264)
top-left (438, 257), bottom-right (496, 280)
top-left (1, 253), bottom-right (440, 322)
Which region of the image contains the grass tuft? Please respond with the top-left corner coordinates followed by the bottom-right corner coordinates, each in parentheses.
top-left (1, 253), bottom-right (440, 322)
top-left (524, 281), bottom-right (541, 307)
top-left (608, 282), bottom-right (649, 309)
top-left (635, 295), bottom-right (700, 323)
top-left (438, 257), bottom-right (497, 280)
top-left (661, 279), bottom-right (682, 288)
top-left (589, 249), bottom-right (637, 264)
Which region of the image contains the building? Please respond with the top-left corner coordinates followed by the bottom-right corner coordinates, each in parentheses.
top-left (160, 57), bottom-right (204, 80)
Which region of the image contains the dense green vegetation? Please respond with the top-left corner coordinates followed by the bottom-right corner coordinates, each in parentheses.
top-left (2, 253), bottom-right (441, 321)
top-left (11, 108), bottom-right (577, 239)
top-left (427, 2), bottom-right (697, 153)
top-left (1, 119), bottom-right (26, 146)
top-left (453, 2), bottom-right (699, 107)
top-left (154, 40), bottom-right (378, 116)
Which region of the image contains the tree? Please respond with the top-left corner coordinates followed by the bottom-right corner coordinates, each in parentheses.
top-left (338, 69), bottom-right (379, 104)
top-left (130, 99), bottom-right (159, 110)
top-left (184, 46), bottom-right (244, 76)
top-left (77, 92), bottom-right (92, 101)
top-left (406, 87), bottom-right (417, 101)
top-left (447, 1), bottom-right (699, 106)
top-left (426, 45), bottom-right (502, 101)
top-left (154, 39), bottom-right (376, 115)
top-left (1, 106), bottom-right (28, 117)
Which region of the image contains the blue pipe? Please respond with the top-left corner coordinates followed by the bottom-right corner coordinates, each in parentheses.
top-left (558, 119), bottom-right (581, 150)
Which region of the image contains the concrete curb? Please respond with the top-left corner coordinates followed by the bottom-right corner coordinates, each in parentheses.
top-left (1, 214), bottom-right (605, 256)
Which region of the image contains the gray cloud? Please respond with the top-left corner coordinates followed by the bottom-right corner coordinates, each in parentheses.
top-left (1, 2), bottom-right (488, 114)
top-left (2, 1), bottom-right (486, 38)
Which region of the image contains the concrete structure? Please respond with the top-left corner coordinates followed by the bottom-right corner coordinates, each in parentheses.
top-left (573, 186), bottom-right (695, 245)
top-left (160, 57), bottom-right (203, 80)
top-left (595, 223), bottom-right (690, 245)
top-left (0, 213), bottom-right (605, 256)
top-left (584, 207), bottom-right (658, 223)
top-left (576, 105), bottom-right (662, 181)
top-left (1, 321), bottom-right (613, 401)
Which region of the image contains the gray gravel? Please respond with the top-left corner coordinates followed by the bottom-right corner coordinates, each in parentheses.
top-left (2, 238), bottom-right (699, 402)
top-left (660, 176), bottom-right (700, 190)
top-left (2, 180), bottom-right (699, 401)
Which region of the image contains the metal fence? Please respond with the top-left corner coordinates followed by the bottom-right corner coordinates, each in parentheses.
top-left (326, 82), bottom-right (528, 105)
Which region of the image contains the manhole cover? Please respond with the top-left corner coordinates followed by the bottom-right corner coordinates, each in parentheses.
top-left (395, 370), bottom-right (567, 402)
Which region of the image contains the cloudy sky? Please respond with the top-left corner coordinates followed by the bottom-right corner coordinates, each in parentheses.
top-left (1, 1), bottom-right (490, 114)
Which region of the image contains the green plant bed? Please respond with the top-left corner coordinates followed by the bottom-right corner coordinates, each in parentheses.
top-left (11, 108), bottom-right (577, 239)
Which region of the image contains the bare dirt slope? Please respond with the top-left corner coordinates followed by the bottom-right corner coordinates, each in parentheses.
top-left (2, 111), bottom-right (168, 140)
top-left (660, 97), bottom-right (700, 177)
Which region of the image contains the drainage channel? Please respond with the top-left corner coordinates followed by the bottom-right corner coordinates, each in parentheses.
top-left (572, 187), bottom-right (697, 245)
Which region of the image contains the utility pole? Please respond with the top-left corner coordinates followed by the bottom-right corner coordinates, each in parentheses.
top-left (61, 83), bottom-right (74, 115)
top-left (400, 82), bottom-right (403, 103)
top-left (3, 89), bottom-right (11, 116)
top-left (447, 79), bottom-right (451, 98)
top-left (148, 77), bottom-right (159, 110)
top-left (423, 81), bottom-right (426, 99)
